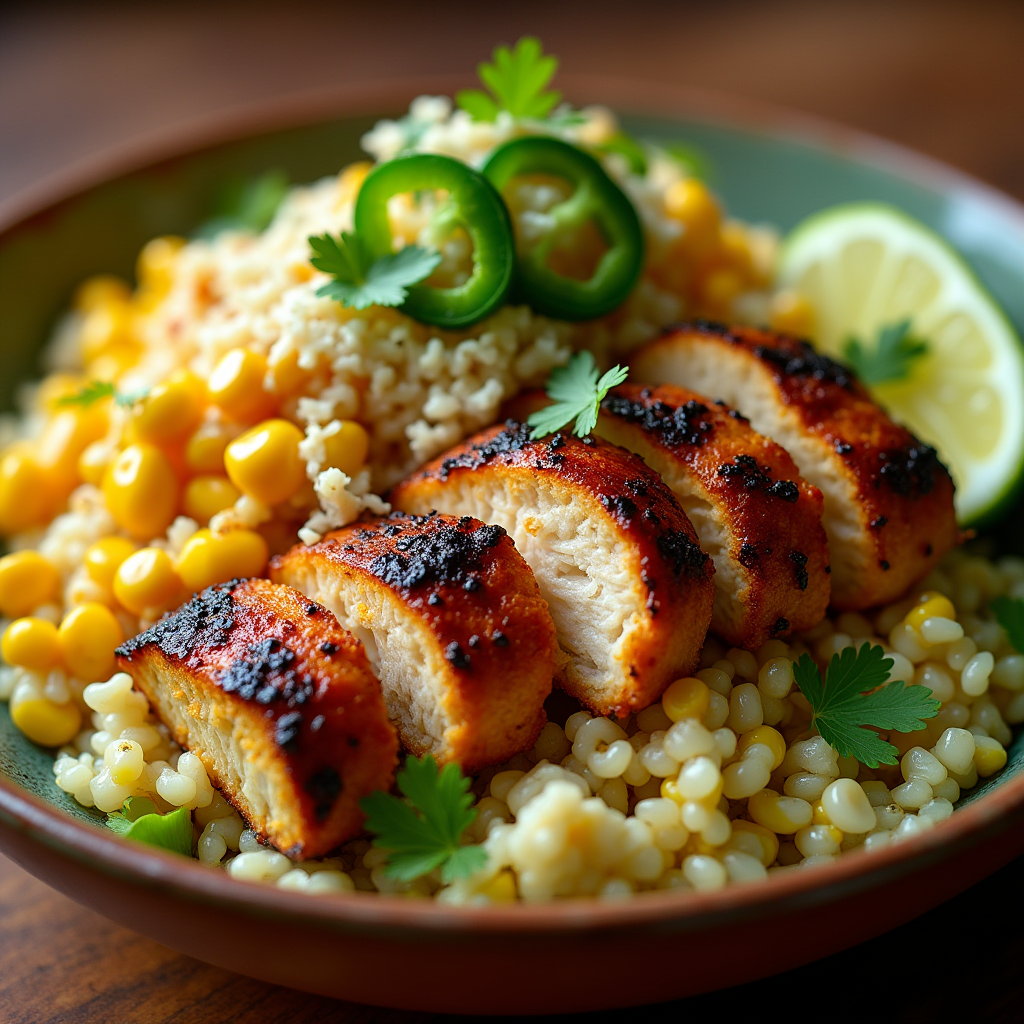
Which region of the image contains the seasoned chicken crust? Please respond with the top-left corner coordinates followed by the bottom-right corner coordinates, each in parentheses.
top-left (271, 511), bottom-right (556, 770)
top-left (390, 421), bottom-right (716, 717)
top-left (598, 383), bottom-right (830, 647)
top-left (632, 322), bottom-right (960, 609)
top-left (116, 577), bottom-right (398, 859)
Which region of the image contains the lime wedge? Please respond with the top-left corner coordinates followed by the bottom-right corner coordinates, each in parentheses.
top-left (779, 202), bottom-right (1024, 525)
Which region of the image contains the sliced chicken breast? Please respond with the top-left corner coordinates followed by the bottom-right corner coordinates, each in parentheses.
top-left (116, 577), bottom-right (398, 859)
top-left (389, 421), bottom-right (716, 717)
top-left (271, 512), bottom-right (556, 771)
top-left (632, 322), bottom-right (959, 610)
top-left (598, 383), bottom-right (830, 647)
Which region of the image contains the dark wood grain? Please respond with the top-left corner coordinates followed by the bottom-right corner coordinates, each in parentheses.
top-left (1, 1), bottom-right (1023, 1020)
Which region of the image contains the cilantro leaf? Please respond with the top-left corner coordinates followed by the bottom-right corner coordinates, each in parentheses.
top-left (993, 596), bottom-right (1024, 653)
top-left (106, 796), bottom-right (193, 857)
top-left (57, 380), bottom-right (149, 409)
top-left (309, 232), bottom-right (442, 310)
top-left (843, 318), bottom-right (929, 386)
top-left (592, 133), bottom-right (648, 176)
top-left (195, 169), bottom-right (289, 239)
top-left (359, 755), bottom-right (488, 883)
top-left (527, 351), bottom-right (629, 439)
top-left (457, 37), bottom-right (563, 122)
top-left (793, 643), bottom-right (941, 768)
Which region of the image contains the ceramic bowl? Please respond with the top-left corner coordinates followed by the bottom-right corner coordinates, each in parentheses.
top-left (1, 77), bottom-right (1023, 1016)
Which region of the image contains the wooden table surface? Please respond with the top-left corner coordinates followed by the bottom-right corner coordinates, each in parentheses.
top-left (1, 1), bottom-right (1023, 1020)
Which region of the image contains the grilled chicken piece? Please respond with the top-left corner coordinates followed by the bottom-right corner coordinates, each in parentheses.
top-left (632, 323), bottom-right (959, 610)
top-left (389, 421), bottom-right (716, 717)
top-left (597, 383), bottom-right (830, 647)
top-left (271, 512), bottom-right (556, 771)
top-left (116, 578), bottom-right (397, 859)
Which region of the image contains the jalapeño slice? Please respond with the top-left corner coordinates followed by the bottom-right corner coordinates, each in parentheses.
top-left (481, 137), bottom-right (645, 321)
top-left (354, 153), bottom-right (515, 329)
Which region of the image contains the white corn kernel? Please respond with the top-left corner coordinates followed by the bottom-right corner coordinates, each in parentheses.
top-left (682, 854), bottom-right (728, 891)
top-left (891, 779), bottom-right (933, 810)
top-left (663, 719), bottom-right (717, 762)
top-left (820, 778), bottom-right (876, 834)
top-left (931, 727), bottom-right (976, 775)
top-left (920, 617), bottom-right (964, 644)
top-left (961, 651), bottom-right (995, 697)
top-left (901, 746), bottom-right (947, 786)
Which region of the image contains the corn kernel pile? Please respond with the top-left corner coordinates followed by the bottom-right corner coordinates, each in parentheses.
top-left (0, 97), bottom-right (1018, 903)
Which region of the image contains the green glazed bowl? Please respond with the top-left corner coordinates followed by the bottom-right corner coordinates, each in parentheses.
top-left (1, 77), bottom-right (1023, 1015)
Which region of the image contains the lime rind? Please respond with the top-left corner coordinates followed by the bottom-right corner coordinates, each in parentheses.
top-left (779, 202), bottom-right (1024, 526)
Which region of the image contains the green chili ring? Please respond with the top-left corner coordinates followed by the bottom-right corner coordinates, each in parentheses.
top-left (354, 154), bottom-right (515, 329)
top-left (481, 137), bottom-right (645, 321)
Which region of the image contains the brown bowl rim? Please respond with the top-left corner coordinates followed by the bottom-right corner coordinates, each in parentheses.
top-left (1, 73), bottom-right (1024, 936)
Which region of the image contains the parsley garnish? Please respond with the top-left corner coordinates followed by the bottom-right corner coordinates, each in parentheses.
top-left (992, 596), bottom-right (1024, 653)
top-left (195, 169), bottom-right (289, 239)
top-left (527, 351), bottom-right (628, 440)
top-left (457, 37), bottom-right (564, 123)
top-left (308, 231), bottom-right (442, 310)
top-left (359, 755), bottom-right (487, 883)
top-left (56, 380), bottom-right (149, 409)
top-left (793, 642), bottom-right (941, 768)
top-left (106, 796), bottom-right (193, 857)
top-left (843, 318), bottom-right (929, 385)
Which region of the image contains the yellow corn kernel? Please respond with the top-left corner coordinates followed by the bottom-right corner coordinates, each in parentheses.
top-left (0, 447), bottom-right (54, 534)
top-left (731, 819), bottom-right (780, 867)
top-left (664, 179), bottom-right (721, 256)
top-left (102, 443), bottom-right (179, 539)
top-left (77, 441), bottom-right (113, 486)
top-left (113, 547), bottom-right (183, 617)
top-left (0, 550), bottom-right (61, 618)
top-left (478, 869), bottom-right (517, 903)
top-left (661, 676), bottom-right (711, 723)
top-left (224, 419), bottom-right (306, 506)
top-left (2, 617), bottom-right (62, 672)
top-left (36, 406), bottom-right (109, 494)
top-left (769, 290), bottom-right (815, 337)
top-left (811, 800), bottom-right (833, 826)
top-left (11, 697), bottom-right (81, 747)
top-left (747, 789), bottom-right (812, 835)
top-left (268, 349), bottom-right (313, 398)
top-left (130, 371), bottom-right (206, 444)
top-left (83, 537), bottom-right (137, 590)
top-left (660, 773), bottom-right (723, 808)
top-left (185, 423), bottom-right (235, 475)
top-left (136, 236), bottom-right (185, 297)
top-left (74, 275), bottom-right (131, 313)
top-left (905, 593), bottom-right (957, 632)
top-left (737, 725), bottom-right (787, 770)
top-left (176, 528), bottom-right (269, 593)
top-left (87, 347), bottom-right (141, 380)
top-left (79, 299), bottom-right (135, 363)
top-left (337, 161), bottom-right (373, 208)
top-left (58, 602), bottom-right (124, 682)
top-left (974, 736), bottom-right (1007, 778)
top-left (698, 267), bottom-right (743, 312)
top-left (183, 476), bottom-right (241, 524)
top-left (208, 349), bottom-right (276, 424)
top-left (322, 421), bottom-right (370, 478)
top-left (717, 221), bottom-right (756, 278)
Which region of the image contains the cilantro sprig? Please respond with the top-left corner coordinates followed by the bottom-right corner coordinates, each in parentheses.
top-left (457, 37), bottom-right (567, 123)
top-left (793, 642), bottom-right (941, 768)
top-left (308, 231), bottom-right (442, 310)
top-left (527, 351), bottom-right (628, 440)
top-left (359, 755), bottom-right (487, 883)
top-left (195, 169), bottom-right (289, 240)
top-left (843, 318), bottom-right (929, 386)
top-left (106, 796), bottom-right (193, 857)
top-left (993, 596), bottom-right (1024, 653)
top-left (56, 380), bottom-right (149, 409)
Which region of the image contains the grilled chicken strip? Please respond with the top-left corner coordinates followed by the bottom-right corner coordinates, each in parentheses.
top-left (116, 578), bottom-right (398, 859)
top-left (389, 421), bottom-right (716, 717)
top-left (271, 512), bottom-right (556, 771)
top-left (598, 383), bottom-right (830, 647)
top-left (632, 323), bottom-right (959, 610)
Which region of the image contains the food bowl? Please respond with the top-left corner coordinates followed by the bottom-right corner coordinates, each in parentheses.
top-left (1, 77), bottom-right (1023, 1015)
